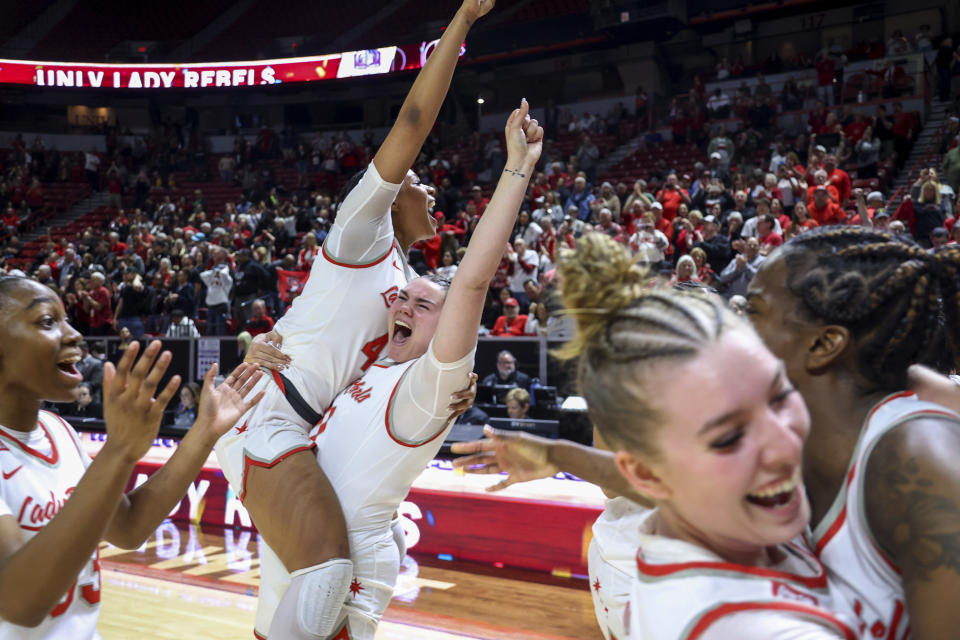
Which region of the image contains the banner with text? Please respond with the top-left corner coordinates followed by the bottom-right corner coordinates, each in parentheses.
top-left (0, 39), bottom-right (464, 90)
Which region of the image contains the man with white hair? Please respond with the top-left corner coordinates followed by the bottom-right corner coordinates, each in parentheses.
top-left (596, 208), bottom-right (621, 237)
top-left (717, 236), bottom-right (763, 298)
top-left (565, 176), bottom-right (595, 221)
top-left (80, 271), bottom-right (112, 336)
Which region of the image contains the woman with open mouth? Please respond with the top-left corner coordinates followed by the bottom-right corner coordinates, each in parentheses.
top-left (455, 234), bottom-right (858, 638)
top-left (0, 276), bottom-right (263, 637)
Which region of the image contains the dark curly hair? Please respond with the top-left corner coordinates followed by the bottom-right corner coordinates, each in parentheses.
top-left (780, 225), bottom-right (960, 390)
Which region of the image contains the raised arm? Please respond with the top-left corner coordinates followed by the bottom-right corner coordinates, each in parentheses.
top-left (432, 101), bottom-right (542, 364)
top-left (372, 0), bottom-right (494, 184)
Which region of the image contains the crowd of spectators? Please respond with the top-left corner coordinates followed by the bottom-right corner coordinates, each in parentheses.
top-left (2, 29), bottom-right (959, 364)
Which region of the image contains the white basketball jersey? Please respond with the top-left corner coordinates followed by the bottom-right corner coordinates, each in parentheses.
top-left (588, 497), bottom-right (649, 640)
top-left (273, 170), bottom-right (417, 419)
top-left (810, 391), bottom-right (959, 640)
top-left (629, 510), bottom-right (857, 640)
top-left (309, 359), bottom-right (453, 532)
top-left (0, 411), bottom-right (101, 640)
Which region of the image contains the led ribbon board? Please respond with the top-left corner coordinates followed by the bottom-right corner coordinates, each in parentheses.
top-left (0, 39), bottom-right (463, 89)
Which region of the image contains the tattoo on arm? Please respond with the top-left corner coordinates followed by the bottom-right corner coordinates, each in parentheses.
top-left (504, 168), bottom-right (527, 178)
top-left (866, 425), bottom-right (960, 583)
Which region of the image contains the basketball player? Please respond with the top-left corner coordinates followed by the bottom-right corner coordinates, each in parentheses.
top-left (459, 229), bottom-right (960, 636)
top-left (454, 234), bottom-right (862, 638)
top-left (746, 227), bottom-right (960, 638)
top-left (242, 101), bottom-right (542, 639)
top-left (215, 2), bottom-right (494, 637)
top-left (0, 276), bottom-right (263, 638)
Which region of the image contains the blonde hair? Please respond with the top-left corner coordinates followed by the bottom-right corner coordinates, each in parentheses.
top-left (505, 387), bottom-right (530, 407)
top-left (918, 180), bottom-right (942, 205)
top-left (555, 233), bottom-right (746, 456)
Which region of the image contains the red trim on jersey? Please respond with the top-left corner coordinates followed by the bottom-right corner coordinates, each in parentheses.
top-left (253, 631), bottom-right (267, 640)
top-left (0, 420), bottom-right (59, 465)
top-left (817, 404), bottom-right (957, 561)
top-left (270, 369), bottom-right (286, 394)
top-left (46, 411), bottom-right (84, 460)
top-left (887, 599), bottom-right (905, 640)
top-left (814, 466), bottom-right (856, 554)
top-left (371, 363), bottom-right (390, 369)
top-left (239, 445), bottom-right (316, 502)
top-left (635, 545), bottom-right (828, 590)
top-left (321, 241), bottom-right (395, 269)
top-left (685, 601), bottom-right (857, 640)
top-left (383, 366), bottom-right (450, 449)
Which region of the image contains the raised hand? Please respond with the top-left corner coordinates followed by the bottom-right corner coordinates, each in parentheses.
top-left (244, 329), bottom-right (290, 370)
top-left (450, 425), bottom-right (559, 491)
top-left (101, 340), bottom-right (181, 463)
top-left (193, 363), bottom-right (265, 438)
top-left (504, 99), bottom-right (544, 171)
top-left (460, 0), bottom-right (495, 25)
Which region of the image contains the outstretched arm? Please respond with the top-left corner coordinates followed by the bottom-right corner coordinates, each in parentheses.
top-left (372, 0), bottom-right (494, 184)
top-left (432, 100), bottom-right (542, 364)
top-left (451, 426), bottom-right (653, 505)
top-left (103, 362), bottom-right (264, 548)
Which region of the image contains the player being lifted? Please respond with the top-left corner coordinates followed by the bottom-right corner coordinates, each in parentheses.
top-left (244, 99), bottom-right (542, 639)
top-left (215, 1), bottom-right (493, 638)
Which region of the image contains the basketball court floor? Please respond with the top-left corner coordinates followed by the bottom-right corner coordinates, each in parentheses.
top-left (97, 521), bottom-right (601, 639)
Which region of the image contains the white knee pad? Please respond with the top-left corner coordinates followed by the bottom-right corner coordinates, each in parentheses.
top-left (390, 517), bottom-right (407, 561)
top-left (291, 558), bottom-right (354, 638)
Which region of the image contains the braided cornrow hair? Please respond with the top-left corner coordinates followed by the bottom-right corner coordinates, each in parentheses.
top-left (780, 225), bottom-right (960, 390)
top-left (555, 233), bottom-right (749, 456)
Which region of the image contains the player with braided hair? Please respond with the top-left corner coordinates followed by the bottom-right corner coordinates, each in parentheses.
top-left (746, 224), bottom-right (960, 639)
top-left (455, 233), bottom-right (861, 639)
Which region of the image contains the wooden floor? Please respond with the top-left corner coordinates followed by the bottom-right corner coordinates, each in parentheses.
top-left (97, 521), bottom-right (601, 640)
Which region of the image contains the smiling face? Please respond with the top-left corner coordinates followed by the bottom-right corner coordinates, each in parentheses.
top-left (392, 170), bottom-right (438, 243)
top-left (624, 328), bottom-right (811, 556)
top-left (0, 279), bottom-right (84, 404)
top-left (387, 277), bottom-right (447, 363)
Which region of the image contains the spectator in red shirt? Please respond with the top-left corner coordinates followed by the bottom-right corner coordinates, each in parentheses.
top-left (793, 202), bottom-right (820, 230)
top-left (843, 112), bottom-right (868, 145)
top-left (806, 170), bottom-right (840, 205)
top-left (25, 177), bottom-right (44, 210)
top-left (80, 271), bottom-right (113, 336)
top-left (756, 214), bottom-right (784, 249)
top-left (656, 173), bottom-right (691, 222)
top-left (491, 297), bottom-right (528, 337)
top-left (469, 185), bottom-right (490, 216)
top-left (815, 53), bottom-right (836, 106)
top-left (808, 186), bottom-right (845, 225)
top-left (243, 299), bottom-right (275, 337)
top-left (823, 154), bottom-right (851, 205)
top-left (2, 205), bottom-right (20, 233)
top-left (296, 232), bottom-right (319, 271)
